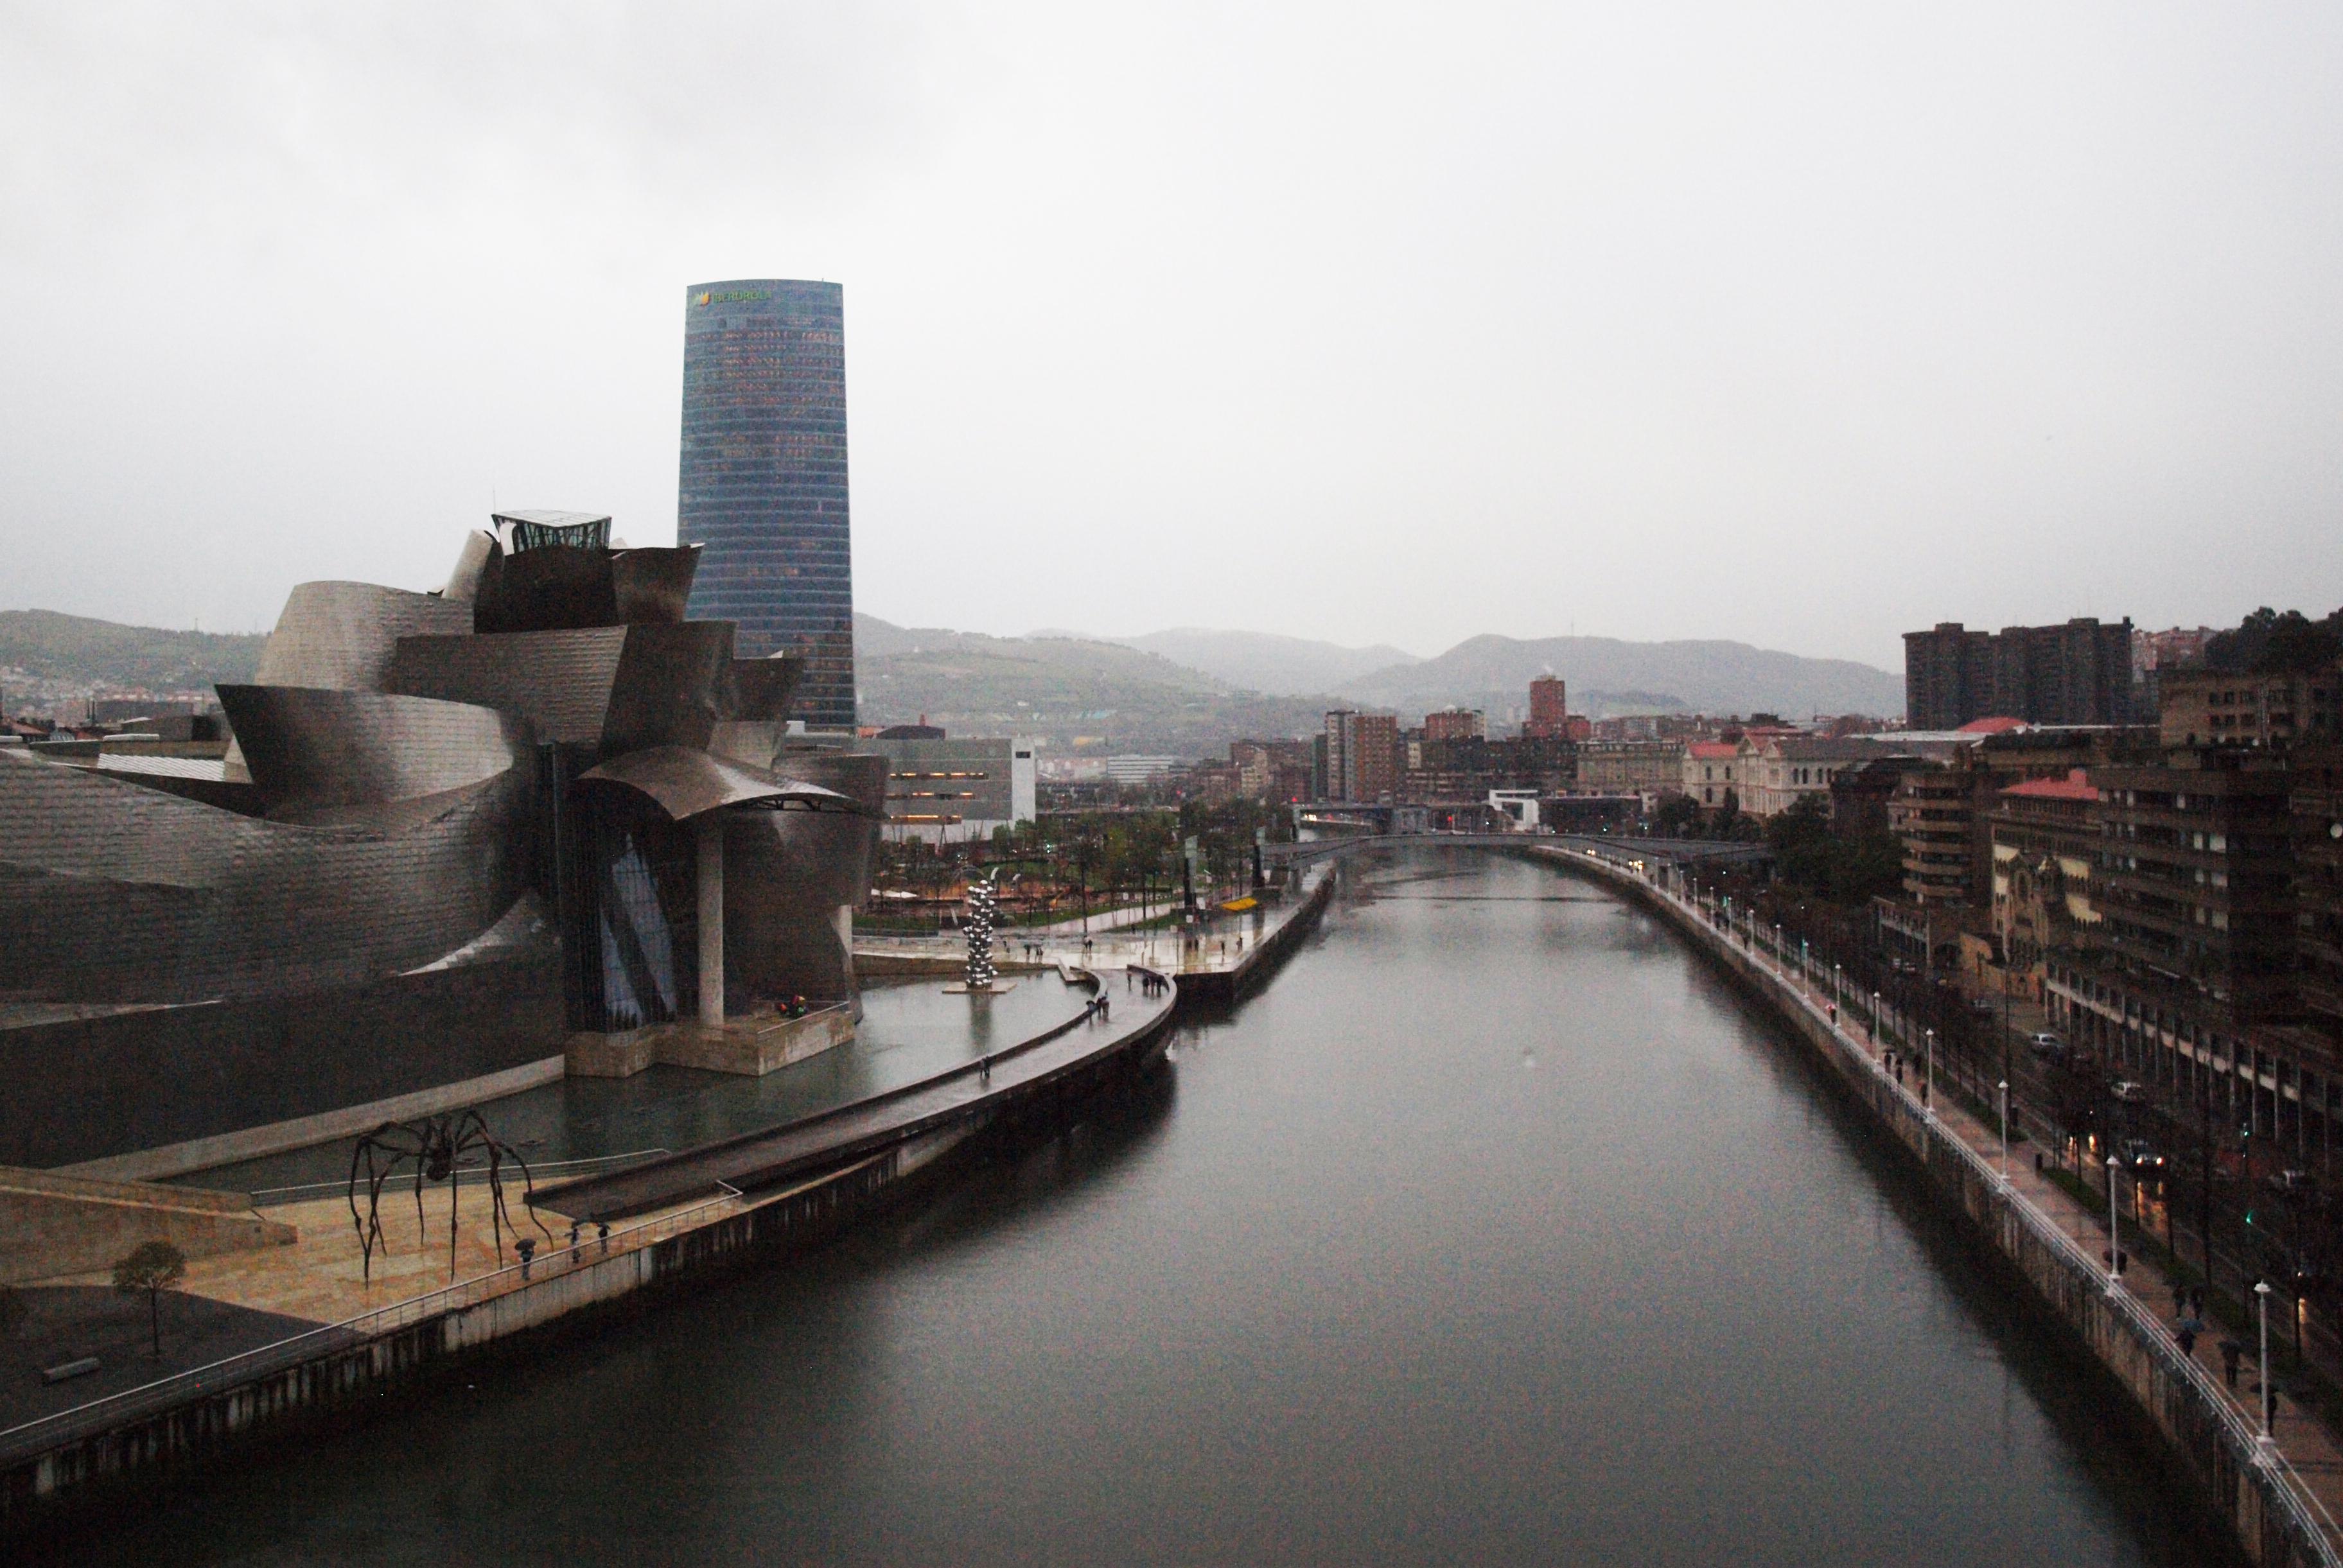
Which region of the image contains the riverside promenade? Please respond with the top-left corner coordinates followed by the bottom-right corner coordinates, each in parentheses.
top-left (1537, 841), bottom-right (2343, 1568)
top-left (857, 863), bottom-right (1337, 1009)
top-left (0, 972), bottom-right (1179, 1534)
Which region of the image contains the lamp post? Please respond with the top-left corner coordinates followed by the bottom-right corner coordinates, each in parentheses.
top-left (2107, 1154), bottom-right (2123, 1289)
top-left (2257, 1280), bottom-right (2277, 1458)
top-left (1924, 1027), bottom-right (1936, 1117)
top-left (1872, 990), bottom-right (1882, 1045)
top-left (1998, 1079), bottom-right (2010, 1184)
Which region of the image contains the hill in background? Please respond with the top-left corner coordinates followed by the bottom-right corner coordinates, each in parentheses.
top-left (1339, 634), bottom-right (1903, 720)
top-left (0, 609), bottom-right (263, 701)
top-left (1035, 627), bottom-right (1421, 697)
top-left (1048, 623), bottom-right (1899, 721)
top-left (3, 604), bottom-right (1904, 749)
top-left (854, 613), bottom-right (1336, 754)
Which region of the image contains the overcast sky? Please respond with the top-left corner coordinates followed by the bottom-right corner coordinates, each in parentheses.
top-left (4, 3), bottom-right (2340, 670)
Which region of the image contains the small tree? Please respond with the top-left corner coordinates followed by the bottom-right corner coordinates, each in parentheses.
top-left (114, 1241), bottom-right (186, 1358)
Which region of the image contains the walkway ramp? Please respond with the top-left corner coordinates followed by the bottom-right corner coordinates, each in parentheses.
top-left (0, 1167), bottom-right (295, 1285)
top-left (529, 982), bottom-right (1174, 1225)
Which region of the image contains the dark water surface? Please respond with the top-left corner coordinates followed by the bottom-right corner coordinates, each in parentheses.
top-left (66, 849), bottom-right (2220, 1565)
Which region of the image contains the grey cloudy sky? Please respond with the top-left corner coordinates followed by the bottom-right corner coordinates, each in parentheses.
top-left (4, 2), bottom-right (2339, 670)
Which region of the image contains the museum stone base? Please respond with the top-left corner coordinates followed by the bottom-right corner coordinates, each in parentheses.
top-left (564, 1007), bottom-right (855, 1079)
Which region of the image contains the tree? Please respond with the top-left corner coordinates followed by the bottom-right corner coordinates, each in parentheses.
top-left (1652, 794), bottom-right (1701, 839)
top-left (113, 1240), bottom-right (186, 1358)
top-left (1766, 795), bottom-right (1903, 905)
top-left (2202, 606), bottom-right (2343, 675)
top-left (0, 1284), bottom-right (24, 1337)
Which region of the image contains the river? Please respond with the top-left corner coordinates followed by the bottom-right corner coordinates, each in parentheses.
top-left (60, 846), bottom-right (2227, 1564)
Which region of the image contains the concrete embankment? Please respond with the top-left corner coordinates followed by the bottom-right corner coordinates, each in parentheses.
top-left (1158, 866), bottom-right (1338, 1010)
top-left (1532, 842), bottom-right (2337, 1568)
top-left (0, 983), bottom-right (1180, 1538)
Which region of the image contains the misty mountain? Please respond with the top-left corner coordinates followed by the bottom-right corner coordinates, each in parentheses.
top-left (0, 609), bottom-right (263, 695)
top-left (1339, 634), bottom-right (1903, 719)
top-left (854, 613), bottom-right (1335, 754)
top-left (1033, 626), bottom-right (1421, 697)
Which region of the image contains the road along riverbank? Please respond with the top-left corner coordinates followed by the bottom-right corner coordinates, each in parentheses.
top-left (1534, 841), bottom-right (2342, 1568)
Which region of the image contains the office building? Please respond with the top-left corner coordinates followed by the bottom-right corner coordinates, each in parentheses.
top-left (870, 733), bottom-right (1037, 843)
top-left (1423, 708), bottom-right (1485, 742)
top-left (1322, 710), bottom-right (1398, 801)
top-left (1525, 676), bottom-right (1568, 739)
top-left (1988, 769), bottom-right (2100, 985)
top-left (1903, 618), bottom-right (2136, 730)
top-left (2157, 666), bottom-right (2343, 751)
top-left (678, 280), bottom-right (856, 729)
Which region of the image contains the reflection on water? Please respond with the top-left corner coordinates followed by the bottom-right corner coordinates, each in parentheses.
top-left (65, 848), bottom-right (2232, 1565)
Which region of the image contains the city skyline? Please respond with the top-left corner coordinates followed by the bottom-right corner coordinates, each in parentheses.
top-left (4, 4), bottom-right (2341, 669)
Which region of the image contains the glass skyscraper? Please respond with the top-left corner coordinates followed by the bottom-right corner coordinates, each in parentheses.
top-left (678, 279), bottom-right (856, 729)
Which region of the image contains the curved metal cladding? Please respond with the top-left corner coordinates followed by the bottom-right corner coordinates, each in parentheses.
top-left (253, 582), bottom-right (474, 690)
top-left (384, 622), bottom-right (735, 754)
top-left (470, 543), bottom-right (701, 634)
top-left (723, 751), bottom-right (886, 1002)
top-left (726, 652), bottom-right (802, 722)
top-left (678, 280), bottom-right (856, 730)
top-left (0, 750), bottom-right (532, 1007)
top-left (215, 686), bottom-right (527, 821)
top-left (611, 546), bottom-right (702, 624)
top-left (577, 745), bottom-right (852, 821)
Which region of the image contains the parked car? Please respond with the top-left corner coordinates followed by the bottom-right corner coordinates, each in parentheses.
top-left (2027, 1030), bottom-right (2065, 1056)
top-left (1970, 995), bottom-right (1997, 1015)
top-left (2111, 1081), bottom-right (2148, 1104)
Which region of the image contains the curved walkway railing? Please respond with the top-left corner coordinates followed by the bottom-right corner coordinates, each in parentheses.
top-left (1557, 842), bottom-right (2343, 1568)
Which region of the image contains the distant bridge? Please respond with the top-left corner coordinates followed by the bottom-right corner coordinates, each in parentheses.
top-left (1264, 830), bottom-right (1773, 871)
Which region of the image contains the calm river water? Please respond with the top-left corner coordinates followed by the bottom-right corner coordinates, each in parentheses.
top-left (66, 848), bottom-right (2224, 1565)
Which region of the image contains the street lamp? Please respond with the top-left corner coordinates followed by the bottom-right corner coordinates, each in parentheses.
top-left (1998, 1079), bottom-right (2010, 1184)
top-left (1924, 1027), bottom-right (1936, 1117)
top-left (2256, 1280), bottom-right (2277, 1458)
top-left (2107, 1154), bottom-right (2123, 1289)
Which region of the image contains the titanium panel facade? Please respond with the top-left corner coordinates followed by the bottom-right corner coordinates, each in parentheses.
top-left (678, 279), bottom-right (856, 730)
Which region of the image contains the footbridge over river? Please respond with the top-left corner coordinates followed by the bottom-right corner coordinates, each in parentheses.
top-left (1265, 830), bottom-right (1773, 874)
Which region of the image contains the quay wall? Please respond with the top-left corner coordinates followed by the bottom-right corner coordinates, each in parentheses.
top-left (1, 995), bottom-right (1179, 1541)
top-left (1171, 866), bottom-right (1337, 1010)
top-left (1531, 843), bottom-right (2330, 1568)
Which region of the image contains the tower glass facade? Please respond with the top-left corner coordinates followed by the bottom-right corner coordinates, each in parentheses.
top-left (679, 279), bottom-right (856, 728)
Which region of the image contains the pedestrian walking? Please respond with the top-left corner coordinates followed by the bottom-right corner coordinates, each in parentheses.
top-left (2177, 1323), bottom-right (2197, 1356)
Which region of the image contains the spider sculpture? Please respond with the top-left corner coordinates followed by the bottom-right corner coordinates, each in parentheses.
top-left (346, 1111), bottom-right (550, 1283)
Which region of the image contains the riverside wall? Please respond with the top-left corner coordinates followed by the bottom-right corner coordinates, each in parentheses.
top-left (1533, 842), bottom-right (2332, 1568)
top-left (1170, 865), bottom-right (1337, 1009)
top-left (1, 993), bottom-right (1179, 1540)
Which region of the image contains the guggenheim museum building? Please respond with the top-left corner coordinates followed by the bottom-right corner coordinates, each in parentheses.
top-left (0, 514), bottom-right (884, 1173)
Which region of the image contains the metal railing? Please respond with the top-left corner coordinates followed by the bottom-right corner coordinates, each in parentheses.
top-left (1563, 844), bottom-right (2343, 1565)
top-left (246, 1148), bottom-right (674, 1206)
